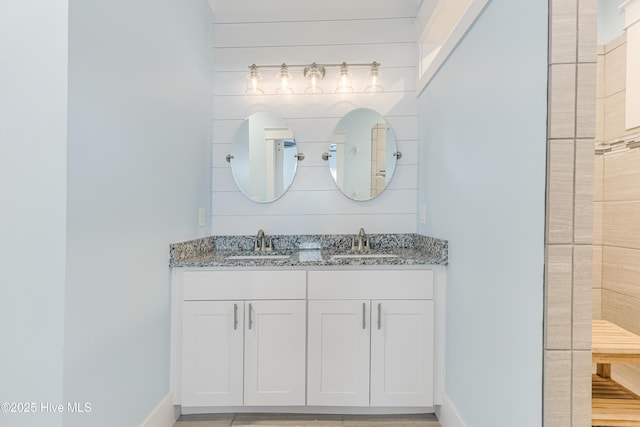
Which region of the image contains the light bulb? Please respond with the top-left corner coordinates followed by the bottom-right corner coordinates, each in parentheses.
top-left (364, 61), bottom-right (383, 93)
top-left (276, 63), bottom-right (293, 95)
top-left (304, 63), bottom-right (325, 94)
top-left (335, 62), bottom-right (353, 93)
top-left (245, 64), bottom-right (264, 95)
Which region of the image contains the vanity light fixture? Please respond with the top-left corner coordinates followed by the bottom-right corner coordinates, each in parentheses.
top-left (244, 61), bottom-right (381, 95)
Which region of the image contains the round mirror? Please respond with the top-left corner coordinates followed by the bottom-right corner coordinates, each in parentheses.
top-left (328, 108), bottom-right (398, 201)
top-left (230, 112), bottom-right (298, 203)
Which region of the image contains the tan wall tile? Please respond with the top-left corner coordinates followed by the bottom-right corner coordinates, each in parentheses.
top-left (547, 140), bottom-right (575, 243)
top-left (577, 64), bottom-right (597, 138)
top-left (545, 3), bottom-right (599, 426)
top-left (574, 139), bottom-right (594, 243)
top-left (544, 350), bottom-right (572, 427)
top-left (592, 287), bottom-right (601, 319)
top-left (550, 0), bottom-right (578, 64)
top-left (612, 364), bottom-right (640, 397)
top-left (604, 149), bottom-right (640, 201)
top-left (573, 245), bottom-right (593, 349)
top-left (572, 350), bottom-right (592, 426)
top-left (604, 90), bottom-right (627, 142)
top-left (593, 244), bottom-right (602, 289)
top-left (549, 65), bottom-right (577, 139)
top-left (594, 154), bottom-right (603, 202)
top-left (604, 42), bottom-right (626, 97)
top-left (602, 201), bottom-right (640, 249)
top-left (596, 97), bottom-right (605, 142)
top-left (593, 201), bottom-right (603, 245)
top-left (627, 124), bottom-right (640, 137)
top-left (602, 246), bottom-right (640, 300)
top-left (546, 245), bottom-right (574, 350)
top-left (597, 53), bottom-right (605, 100)
top-left (602, 288), bottom-right (640, 335)
top-left (605, 32), bottom-right (627, 53)
top-left (578, 0), bottom-right (597, 63)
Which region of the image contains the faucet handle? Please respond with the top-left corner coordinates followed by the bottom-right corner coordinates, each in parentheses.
top-left (264, 238), bottom-right (273, 252)
top-left (351, 237), bottom-right (357, 251)
top-left (254, 239), bottom-right (261, 252)
top-left (363, 238), bottom-right (370, 251)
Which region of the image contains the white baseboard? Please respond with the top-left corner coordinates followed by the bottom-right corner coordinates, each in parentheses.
top-left (436, 394), bottom-right (466, 427)
top-left (182, 406), bottom-right (434, 415)
top-left (140, 393), bottom-right (177, 427)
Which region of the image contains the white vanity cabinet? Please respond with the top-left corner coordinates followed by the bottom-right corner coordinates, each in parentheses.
top-left (307, 270), bottom-right (435, 407)
top-left (172, 266), bottom-right (444, 413)
top-left (175, 270), bottom-right (306, 408)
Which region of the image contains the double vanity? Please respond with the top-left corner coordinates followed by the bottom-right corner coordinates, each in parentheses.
top-left (169, 231), bottom-right (448, 415)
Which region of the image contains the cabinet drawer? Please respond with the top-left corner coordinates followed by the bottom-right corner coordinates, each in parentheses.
top-left (308, 270), bottom-right (433, 300)
top-left (182, 270), bottom-right (306, 300)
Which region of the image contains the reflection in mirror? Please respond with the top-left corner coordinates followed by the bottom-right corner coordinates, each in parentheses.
top-left (230, 112), bottom-right (298, 203)
top-left (328, 108), bottom-right (398, 201)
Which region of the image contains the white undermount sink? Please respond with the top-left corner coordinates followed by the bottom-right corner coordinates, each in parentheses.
top-left (330, 253), bottom-right (399, 259)
top-left (226, 254), bottom-right (291, 260)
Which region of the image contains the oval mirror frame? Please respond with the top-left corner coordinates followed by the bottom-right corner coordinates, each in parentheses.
top-left (328, 108), bottom-right (398, 201)
top-left (230, 112), bottom-right (298, 203)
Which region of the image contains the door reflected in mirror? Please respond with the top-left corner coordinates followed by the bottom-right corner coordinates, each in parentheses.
top-left (328, 108), bottom-right (398, 201)
top-left (230, 112), bottom-right (298, 203)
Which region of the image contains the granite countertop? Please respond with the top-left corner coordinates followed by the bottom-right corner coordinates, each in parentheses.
top-left (170, 233), bottom-right (448, 268)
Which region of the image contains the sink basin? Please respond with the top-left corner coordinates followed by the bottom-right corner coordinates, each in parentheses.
top-left (226, 254), bottom-right (291, 260)
top-left (330, 253), bottom-right (399, 259)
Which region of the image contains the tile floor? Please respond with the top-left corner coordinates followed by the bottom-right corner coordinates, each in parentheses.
top-left (173, 413), bottom-right (441, 427)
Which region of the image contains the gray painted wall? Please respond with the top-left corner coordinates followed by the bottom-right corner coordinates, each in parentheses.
top-left (64, 1), bottom-right (212, 425)
top-left (1, 1), bottom-right (212, 426)
top-left (417, 0), bottom-right (547, 425)
top-left (0, 2), bottom-right (68, 426)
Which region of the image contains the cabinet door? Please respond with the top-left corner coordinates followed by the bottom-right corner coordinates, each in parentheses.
top-left (307, 300), bottom-right (370, 406)
top-left (370, 300), bottom-right (434, 406)
top-left (244, 300), bottom-right (306, 406)
top-left (181, 301), bottom-right (244, 407)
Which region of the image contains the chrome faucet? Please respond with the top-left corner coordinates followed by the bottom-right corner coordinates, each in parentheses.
top-left (351, 227), bottom-right (370, 252)
top-left (254, 229), bottom-right (273, 252)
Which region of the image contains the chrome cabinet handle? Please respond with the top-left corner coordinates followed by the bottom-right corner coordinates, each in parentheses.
top-left (362, 302), bottom-right (366, 329)
top-left (233, 303), bottom-right (238, 330)
top-left (377, 303), bottom-right (382, 330)
top-left (248, 303), bottom-right (253, 330)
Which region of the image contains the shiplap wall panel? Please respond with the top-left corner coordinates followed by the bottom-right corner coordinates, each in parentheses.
top-left (213, 94), bottom-right (418, 120)
top-left (214, 0), bottom-right (418, 23)
top-left (214, 19), bottom-right (415, 48)
top-left (213, 189), bottom-right (416, 216)
top-left (212, 214), bottom-right (418, 236)
top-left (211, 2), bottom-right (418, 234)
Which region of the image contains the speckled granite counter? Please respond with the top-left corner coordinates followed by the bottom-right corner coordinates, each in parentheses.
top-left (170, 233), bottom-right (448, 268)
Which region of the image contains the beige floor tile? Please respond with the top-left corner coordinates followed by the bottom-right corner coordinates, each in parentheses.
top-left (232, 413), bottom-right (343, 427)
top-left (175, 413), bottom-right (441, 427)
top-left (342, 414), bottom-right (440, 427)
top-left (174, 413), bottom-right (235, 427)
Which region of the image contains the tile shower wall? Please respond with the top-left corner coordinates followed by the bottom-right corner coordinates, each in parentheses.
top-left (544, 0), bottom-right (596, 425)
top-left (210, 0), bottom-right (420, 235)
top-left (594, 32), bottom-right (640, 397)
